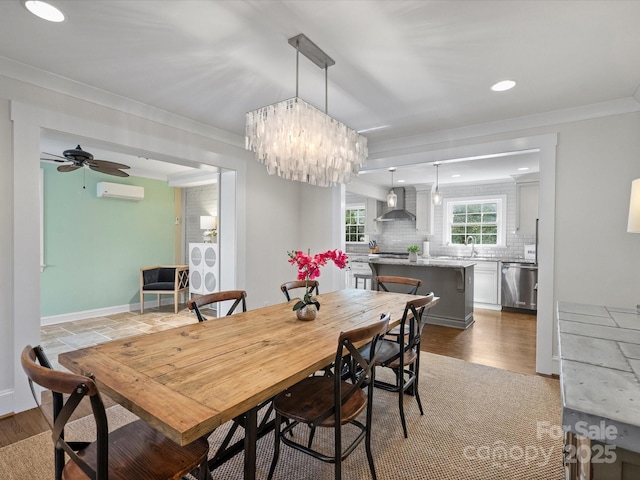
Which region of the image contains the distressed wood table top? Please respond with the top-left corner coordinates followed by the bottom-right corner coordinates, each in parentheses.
top-left (59, 289), bottom-right (436, 446)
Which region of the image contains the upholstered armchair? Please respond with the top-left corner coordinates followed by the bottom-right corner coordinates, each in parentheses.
top-left (140, 265), bottom-right (189, 314)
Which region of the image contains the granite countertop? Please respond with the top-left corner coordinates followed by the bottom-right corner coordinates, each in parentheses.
top-left (367, 257), bottom-right (476, 268)
top-left (346, 253), bottom-right (533, 264)
top-left (558, 301), bottom-right (640, 452)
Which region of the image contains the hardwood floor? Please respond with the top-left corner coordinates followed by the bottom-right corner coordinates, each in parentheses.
top-left (422, 307), bottom-right (538, 376)
top-left (0, 305), bottom-right (539, 448)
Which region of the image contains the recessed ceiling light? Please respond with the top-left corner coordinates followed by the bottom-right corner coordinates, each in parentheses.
top-left (24, 1), bottom-right (65, 22)
top-left (518, 167), bottom-right (530, 171)
top-left (397, 179), bottom-right (406, 183)
top-left (491, 80), bottom-right (516, 92)
top-left (451, 174), bottom-right (461, 178)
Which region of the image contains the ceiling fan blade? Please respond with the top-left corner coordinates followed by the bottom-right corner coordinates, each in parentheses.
top-left (41, 152), bottom-right (68, 163)
top-left (89, 165), bottom-right (130, 177)
top-left (88, 159), bottom-right (130, 170)
top-left (57, 164), bottom-right (82, 173)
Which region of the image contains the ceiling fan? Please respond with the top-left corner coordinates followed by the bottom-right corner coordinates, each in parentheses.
top-left (40, 145), bottom-right (130, 177)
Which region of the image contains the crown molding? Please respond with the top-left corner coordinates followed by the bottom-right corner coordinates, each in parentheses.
top-left (0, 55), bottom-right (244, 148)
top-left (369, 97), bottom-right (640, 158)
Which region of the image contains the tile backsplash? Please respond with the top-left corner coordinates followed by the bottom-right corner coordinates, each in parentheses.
top-left (347, 181), bottom-right (536, 260)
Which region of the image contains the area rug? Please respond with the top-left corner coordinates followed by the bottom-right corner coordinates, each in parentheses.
top-left (0, 353), bottom-right (564, 479)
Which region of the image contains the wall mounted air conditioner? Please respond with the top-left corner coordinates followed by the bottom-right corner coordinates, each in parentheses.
top-left (96, 182), bottom-right (144, 201)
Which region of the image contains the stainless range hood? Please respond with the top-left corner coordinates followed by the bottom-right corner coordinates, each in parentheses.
top-left (375, 187), bottom-right (416, 222)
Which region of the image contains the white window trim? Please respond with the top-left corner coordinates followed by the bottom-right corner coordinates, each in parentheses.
top-left (345, 204), bottom-right (366, 244)
top-left (442, 194), bottom-right (507, 246)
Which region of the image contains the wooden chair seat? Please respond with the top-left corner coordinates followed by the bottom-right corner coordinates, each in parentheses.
top-left (273, 376), bottom-right (366, 427)
top-left (63, 419), bottom-right (209, 480)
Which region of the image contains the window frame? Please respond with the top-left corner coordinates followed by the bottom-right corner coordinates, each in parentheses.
top-left (345, 204), bottom-right (367, 244)
top-left (442, 195), bottom-right (507, 247)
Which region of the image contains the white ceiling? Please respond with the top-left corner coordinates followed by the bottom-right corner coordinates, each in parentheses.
top-left (2, 0), bottom-right (640, 185)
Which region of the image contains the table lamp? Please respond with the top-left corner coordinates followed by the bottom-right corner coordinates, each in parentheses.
top-left (200, 215), bottom-right (217, 243)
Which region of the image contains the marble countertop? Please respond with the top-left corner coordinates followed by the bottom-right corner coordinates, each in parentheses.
top-left (558, 301), bottom-right (640, 452)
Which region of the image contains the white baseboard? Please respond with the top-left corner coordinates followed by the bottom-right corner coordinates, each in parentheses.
top-left (0, 389), bottom-right (14, 417)
top-left (474, 303), bottom-right (502, 311)
top-left (41, 298), bottom-right (178, 326)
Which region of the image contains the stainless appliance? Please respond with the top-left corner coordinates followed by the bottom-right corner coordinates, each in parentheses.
top-left (501, 262), bottom-right (538, 311)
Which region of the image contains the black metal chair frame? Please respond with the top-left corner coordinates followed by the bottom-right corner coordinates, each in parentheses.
top-left (267, 313), bottom-right (390, 480)
top-left (371, 294), bottom-right (435, 438)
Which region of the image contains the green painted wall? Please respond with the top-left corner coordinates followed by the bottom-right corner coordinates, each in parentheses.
top-left (40, 163), bottom-right (176, 317)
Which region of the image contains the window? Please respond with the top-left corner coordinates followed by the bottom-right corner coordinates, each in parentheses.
top-left (444, 195), bottom-right (506, 246)
top-left (345, 207), bottom-right (366, 243)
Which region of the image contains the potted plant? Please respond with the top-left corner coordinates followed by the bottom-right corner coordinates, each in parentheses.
top-left (287, 249), bottom-right (349, 320)
top-left (407, 245), bottom-right (420, 262)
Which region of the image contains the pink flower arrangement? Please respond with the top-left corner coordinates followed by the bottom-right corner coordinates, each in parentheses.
top-left (287, 249), bottom-right (349, 310)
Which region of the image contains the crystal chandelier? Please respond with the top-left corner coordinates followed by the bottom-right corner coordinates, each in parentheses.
top-left (246, 34), bottom-right (367, 187)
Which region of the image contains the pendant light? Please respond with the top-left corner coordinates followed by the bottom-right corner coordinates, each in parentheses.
top-left (387, 167), bottom-right (397, 208)
top-left (432, 163), bottom-right (443, 205)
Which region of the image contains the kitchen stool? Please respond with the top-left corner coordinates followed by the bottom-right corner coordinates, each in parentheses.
top-left (353, 273), bottom-right (372, 290)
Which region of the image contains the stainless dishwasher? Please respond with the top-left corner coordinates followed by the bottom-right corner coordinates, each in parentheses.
top-left (501, 262), bottom-right (538, 311)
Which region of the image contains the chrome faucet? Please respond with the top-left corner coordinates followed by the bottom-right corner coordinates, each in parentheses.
top-left (465, 236), bottom-right (477, 257)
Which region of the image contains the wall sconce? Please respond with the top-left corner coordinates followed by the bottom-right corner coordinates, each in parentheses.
top-left (200, 215), bottom-right (217, 243)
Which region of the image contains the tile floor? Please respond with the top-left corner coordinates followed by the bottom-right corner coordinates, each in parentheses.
top-left (39, 304), bottom-right (208, 371)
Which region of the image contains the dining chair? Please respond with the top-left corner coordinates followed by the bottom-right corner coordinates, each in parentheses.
top-left (361, 293), bottom-right (436, 438)
top-left (374, 275), bottom-right (423, 340)
top-left (21, 345), bottom-right (211, 480)
top-left (267, 313), bottom-right (390, 480)
top-left (374, 275), bottom-right (422, 295)
top-left (187, 289), bottom-right (247, 321)
top-left (280, 280), bottom-right (319, 302)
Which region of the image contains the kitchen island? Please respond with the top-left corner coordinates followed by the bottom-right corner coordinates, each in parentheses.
top-left (368, 257), bottom-right (475, 329)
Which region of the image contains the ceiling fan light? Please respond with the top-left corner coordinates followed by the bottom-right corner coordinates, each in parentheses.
top-left (24, 1), bottom-right (65, 22)
top-left (387, 190), bottom-right (397, 208)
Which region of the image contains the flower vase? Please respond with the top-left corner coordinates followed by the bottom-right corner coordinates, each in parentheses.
top-left (296, 304), bottom-right (318, 321)
top-left (409, 252), bottom-right (418, 262)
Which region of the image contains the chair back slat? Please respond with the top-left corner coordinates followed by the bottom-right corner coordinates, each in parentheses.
top-left (374, 275), bottom-right (423, 295)
top-left (280, 280), bottom-right (319, 302)
top-left (188, 290), bottom-right (247, 321)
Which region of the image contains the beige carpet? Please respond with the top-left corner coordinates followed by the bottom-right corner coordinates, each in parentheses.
top-left (0, 353), bottom-right (563, 479)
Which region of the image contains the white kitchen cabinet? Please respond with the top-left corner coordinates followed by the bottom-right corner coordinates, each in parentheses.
top-left (364, 197), bottom-right (378, 234)
top-left (474, 261), bottom-right (500, 309)
top-left (516, 182), bottom-right (539, 235)
top-left (415, 185), bottom-right (433, 234)
top-left (346, 261), bottom-right (372, 289)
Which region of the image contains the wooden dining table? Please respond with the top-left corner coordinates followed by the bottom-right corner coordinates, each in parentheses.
top-left (59, 288), bottom-right (437, 479)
